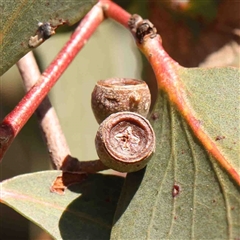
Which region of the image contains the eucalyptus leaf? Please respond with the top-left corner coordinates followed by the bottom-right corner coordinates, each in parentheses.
top-left (0, 0), bottom-right (97, 76)
top-left (0, 171), bottom-right (123, 239)
top-left (111, 66), bottom-right (240, 239)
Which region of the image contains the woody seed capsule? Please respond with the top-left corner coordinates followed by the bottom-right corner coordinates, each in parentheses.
top-left (95, 111), bottom-right (155, 172)
top-left (91, 78), bottom-right (151, 124)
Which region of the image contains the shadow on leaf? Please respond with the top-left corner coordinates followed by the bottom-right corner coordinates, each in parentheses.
top-left (58, 173), bottom-right (123, 240)
top-left (112, 167), bottom-right (146, 225)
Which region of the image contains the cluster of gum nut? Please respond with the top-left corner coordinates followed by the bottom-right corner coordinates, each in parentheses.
top-left (92, 78), bottom-right (156, 173)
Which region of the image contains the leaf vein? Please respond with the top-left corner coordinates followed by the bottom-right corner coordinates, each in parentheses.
top-left (181, 118), bottom-right (197, 240)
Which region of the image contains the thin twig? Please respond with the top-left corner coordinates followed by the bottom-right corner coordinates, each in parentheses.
top-left (16, 51), bottom-right (71, 169)
top-left (61, 157), bottom-right (109, 173)
top-left (101, 0), bottom-right (131, 28)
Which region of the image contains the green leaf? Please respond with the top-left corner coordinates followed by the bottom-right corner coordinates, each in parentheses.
top-left (180, 67), bottom-right (240, 176)
top-left (0, 0), bottom-right (97, 76)
top-left (111, 67), bottom-right (240, 239)
top-left (0, 171), bottom-right (123, 239)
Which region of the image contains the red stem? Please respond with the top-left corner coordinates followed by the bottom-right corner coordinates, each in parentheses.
top-left (0, 0), bottom-right (131, 162)
top-left (101, 0), bottom-right (131, 28)
top-left (138, 35), bottom-right (240, 186)
top-left (0, 2), bottom-right (105, 161)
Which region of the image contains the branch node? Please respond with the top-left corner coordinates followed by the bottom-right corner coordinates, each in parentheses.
top-left (128, 14), bottom-right (157, 43)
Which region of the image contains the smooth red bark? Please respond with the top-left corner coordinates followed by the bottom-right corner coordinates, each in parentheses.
top-left (138, 34), bottom-right (240, 186)
top-left (0, 2), bottom-right (105, 161)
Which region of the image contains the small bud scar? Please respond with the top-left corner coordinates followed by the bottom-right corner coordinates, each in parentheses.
top-left (28, 22), bottom-right (56, 48)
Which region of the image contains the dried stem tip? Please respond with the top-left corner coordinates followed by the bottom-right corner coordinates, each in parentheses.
top-left (128, 14), bottom-right (157, 43)
top-left (95, 111), bottom-right (155, 172)
top-left (91, 78), bottom-right (151, 124)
